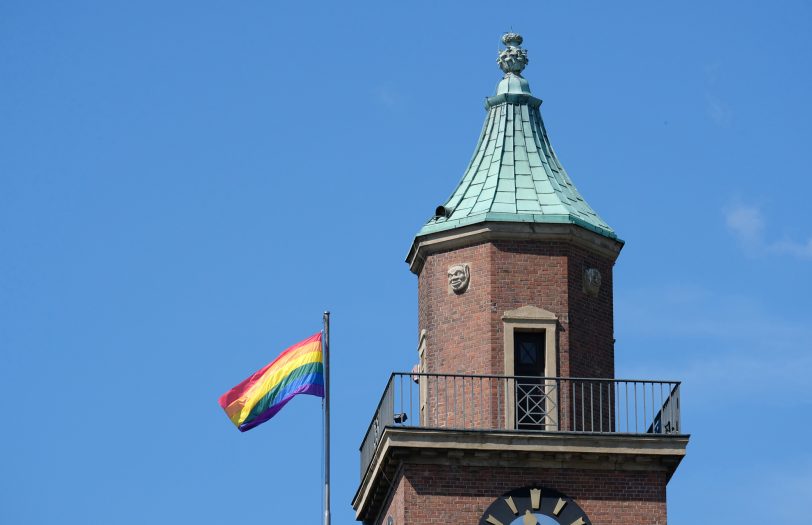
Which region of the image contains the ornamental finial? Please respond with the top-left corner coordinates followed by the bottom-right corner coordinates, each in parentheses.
top-left (497, 32), bottom-right (528, 77)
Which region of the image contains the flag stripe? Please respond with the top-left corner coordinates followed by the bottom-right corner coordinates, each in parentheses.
top-left (218, 332), bottom-right (324, 432)
top-left (240, 365), bottom-right (324, 430)
top-left (224, 349), bottom-right (323, 425)
top-left (218, 333), bottom-right (322, 408)
top-left (239, 380), bottom-right (324, 432)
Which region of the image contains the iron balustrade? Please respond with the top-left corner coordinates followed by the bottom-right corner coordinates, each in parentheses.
top-left (359, 372), bottom-right (681, 479)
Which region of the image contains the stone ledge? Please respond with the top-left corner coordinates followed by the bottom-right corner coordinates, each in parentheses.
top-left (407, 221), bottom-right (625, 274)
top-left (352, 427), bottom-right (689, 522)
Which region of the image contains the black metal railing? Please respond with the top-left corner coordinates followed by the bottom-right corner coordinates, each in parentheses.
top-left (359, 372), bottom-right (681, 478)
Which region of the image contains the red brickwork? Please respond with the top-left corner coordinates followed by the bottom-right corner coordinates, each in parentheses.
top-left (417, 238), bottom-right (616, 381)
top-left (418, 241), bottom-right (494, 376)
top-left (376, 463), bottom-right (667, 525)
top-left (374, 464), bottom-right (406, 525)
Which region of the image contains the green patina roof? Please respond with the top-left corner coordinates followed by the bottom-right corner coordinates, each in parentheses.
top-left (416, 33), bottom-right (618, 241)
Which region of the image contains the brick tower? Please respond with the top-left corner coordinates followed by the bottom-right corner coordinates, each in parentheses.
top-left (353, 33), bottom-right (688, 525)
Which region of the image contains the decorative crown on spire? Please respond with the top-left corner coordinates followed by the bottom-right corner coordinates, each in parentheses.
top-left (410, 31), bottom-right (619, 269)
top-left (497, 32), bottom-right (528, 77)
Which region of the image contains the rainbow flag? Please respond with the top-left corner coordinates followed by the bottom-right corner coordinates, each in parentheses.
top-left (218, 332), bottom-right (324, 432)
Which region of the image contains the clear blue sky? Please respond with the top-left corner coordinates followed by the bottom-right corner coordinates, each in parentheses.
top-left (2, 2), bottom-right (811, 523)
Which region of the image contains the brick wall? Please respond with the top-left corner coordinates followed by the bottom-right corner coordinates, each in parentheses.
top-left (376, 463), bottom-right (667, 525)
top-left (418, 241), bottom-right (494, 376)
top-left (374, 464), bottom-right (406, 525)
top-left (562, 242), bottom-right (615, 380)
top-left (417, 238), bottom-right (616, 382)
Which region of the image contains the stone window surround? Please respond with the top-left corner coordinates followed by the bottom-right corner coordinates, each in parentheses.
top-left (417, 329), bottom-right (427, 425)
top-left (502, 305), bottom-right (559, 430)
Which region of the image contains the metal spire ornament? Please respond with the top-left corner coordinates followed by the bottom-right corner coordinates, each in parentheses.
top-left (497, 32), bottom-right (528, 77)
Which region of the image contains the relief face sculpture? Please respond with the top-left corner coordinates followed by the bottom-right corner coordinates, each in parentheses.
top-left (447, 264), bottom-right (470, 294)
top-left (583, 267), bottom-right (602, 297)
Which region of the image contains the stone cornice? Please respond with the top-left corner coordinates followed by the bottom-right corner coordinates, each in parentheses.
top-left (353, 427), bottom-right (689, 522)
top-left (406, 221), bottom-right (625, 275)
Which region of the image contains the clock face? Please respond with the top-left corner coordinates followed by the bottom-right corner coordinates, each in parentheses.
top-left (479, 486), bottom-right (591, 525)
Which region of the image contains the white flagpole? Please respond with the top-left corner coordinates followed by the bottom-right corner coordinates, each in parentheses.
top-left (322, 311), bottom-right (331, 525)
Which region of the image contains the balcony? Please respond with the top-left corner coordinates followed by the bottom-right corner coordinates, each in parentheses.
top-left (359, 372), bottom-right (682, 479)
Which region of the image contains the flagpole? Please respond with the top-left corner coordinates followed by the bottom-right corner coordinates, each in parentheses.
top-left (322, 311), bottom-right (331, 525)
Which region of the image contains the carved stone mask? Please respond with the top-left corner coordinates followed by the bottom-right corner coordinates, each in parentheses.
top-left (583, 268), bottom-right (602, 297)
top-left (447, 264), bottom-right (470, 294)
